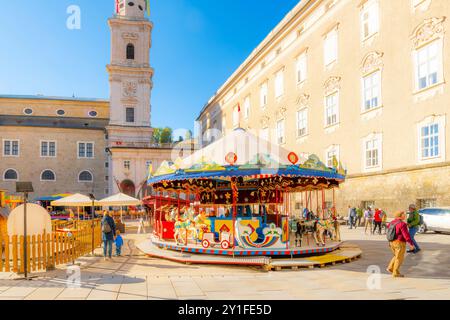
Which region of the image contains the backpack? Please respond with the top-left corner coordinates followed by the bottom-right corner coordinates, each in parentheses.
top-left (386, 221), bottom-right (400, 242)
top-left (102, 219), bottom-right (112, 233)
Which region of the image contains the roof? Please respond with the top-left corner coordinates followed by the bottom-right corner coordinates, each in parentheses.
top-left (0, 94), bottom-right (109, 103)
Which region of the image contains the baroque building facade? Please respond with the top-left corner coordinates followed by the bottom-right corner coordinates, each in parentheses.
top-left (197, 0), bottom-right (450, 215)
top-left (0, 0), bottom-right (173, 199)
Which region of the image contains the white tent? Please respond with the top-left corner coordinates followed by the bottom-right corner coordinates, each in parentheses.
top-left (97, 193), bottom-right (141, 206)
top-left (50, 193), bottom-right (98, 207)
top-left (97, 193), bottom-right (141, 220)
top-left (7, 203), bottom-right (52, 236)
top-left (180, 128), bottom-right (310, 169)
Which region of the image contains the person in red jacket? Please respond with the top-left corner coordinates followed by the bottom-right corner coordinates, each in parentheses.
top-left (387, 211), bottom-right (416, 278)
top-left (373, 209), bottom-right (383, 234)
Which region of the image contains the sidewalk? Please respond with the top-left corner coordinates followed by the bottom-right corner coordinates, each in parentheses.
top-left (0, 225), bottom-right (449, 300)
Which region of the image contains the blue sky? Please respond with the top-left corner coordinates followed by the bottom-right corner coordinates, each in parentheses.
top-left (0, 0), bottom-right (299, 133)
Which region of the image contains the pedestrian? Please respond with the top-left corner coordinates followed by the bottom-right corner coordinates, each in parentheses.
top-left (347, 206), bottom-right (357, 229)
top-left (364, 207), bottom-right (374, 234)
top-left (386, 211), bottom-right (416, 278)
top-left (101, 211), bottom-right (116, 260)
top-left (115, 230), bottom-right (124, 257)
top-left (407, 204), bottom-right (421, 254)
top-left (355, 206), bottom-right (363, 227)
top-left (373, 208), bottom-right (383, 234)
top-left (381, 210), bottom-right (388, 234)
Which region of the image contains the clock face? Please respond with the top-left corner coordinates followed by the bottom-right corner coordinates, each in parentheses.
top-left (123, 81), bottom-right (137, 97)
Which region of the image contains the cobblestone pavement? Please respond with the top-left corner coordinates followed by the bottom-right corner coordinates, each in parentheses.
top-left (0, 223), bottom-right (449, 300)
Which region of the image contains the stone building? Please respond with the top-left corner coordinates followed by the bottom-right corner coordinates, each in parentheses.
top-left (0, 0), bottom-right (174, 199)
top-left (197, 0), bottom-right (450, 215)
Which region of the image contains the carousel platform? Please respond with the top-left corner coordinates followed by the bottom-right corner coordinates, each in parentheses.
top-left (136, 236), bottom-right (361, 269)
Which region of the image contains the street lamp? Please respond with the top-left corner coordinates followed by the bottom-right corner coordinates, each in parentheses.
top-left (15, 182), bottom-right (34, 280)
top-left (88, 193), bottom-right (96, 255)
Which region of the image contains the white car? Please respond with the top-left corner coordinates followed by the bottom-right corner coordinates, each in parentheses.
top-left (418, 207), bottom-right (450, 234)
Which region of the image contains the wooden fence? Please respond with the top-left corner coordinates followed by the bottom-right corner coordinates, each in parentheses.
top-left (0, 219), bottom-right (102, 273)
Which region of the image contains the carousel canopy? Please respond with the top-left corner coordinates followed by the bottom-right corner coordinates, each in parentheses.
top-left (34, 193), bottom-right (73, 202)
top-left (97, 193), bottom-right (141, 206)
top-left (50, 193), bottom-right (98, 207)
top-left (147, 128), bottom-right (346, 185)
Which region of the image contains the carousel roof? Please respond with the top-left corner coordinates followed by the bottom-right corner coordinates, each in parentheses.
top-left (147, 128), bottom-right (346, 185)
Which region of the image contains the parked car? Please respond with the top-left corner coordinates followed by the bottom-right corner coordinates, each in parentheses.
top-left (418, 207), bottom-right (450, 234)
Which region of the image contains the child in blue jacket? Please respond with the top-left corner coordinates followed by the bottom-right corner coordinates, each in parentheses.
top-left (115, 230), bottom-right (124, 257)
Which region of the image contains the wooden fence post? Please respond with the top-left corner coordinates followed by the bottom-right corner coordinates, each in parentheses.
top-left (4, 236), bottom-right (10, 272)
top-left (19, 235), bottom-right (24, 274)
top-left (31, 235), bottom-right (36, 272)
top-left (37, 234), bottom-right (42, 271)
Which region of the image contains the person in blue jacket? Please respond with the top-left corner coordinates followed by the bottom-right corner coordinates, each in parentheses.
top-left (101, 211), bottom-right (116, 260)
top-left (115, 230), bottom-right (124, 257)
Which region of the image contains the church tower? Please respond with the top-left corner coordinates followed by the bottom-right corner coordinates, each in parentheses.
top-left (106, 0), bottom-right (153, 145)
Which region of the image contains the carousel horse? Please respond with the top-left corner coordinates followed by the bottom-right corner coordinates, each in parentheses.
top-left (294, 219), bottom-right (321, 247)
top-left (174, 209), bottom-right (198, 245)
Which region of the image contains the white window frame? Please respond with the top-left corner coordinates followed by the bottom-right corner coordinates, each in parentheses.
top-left (413, 39), bottom-right (444, 92)
top-left (40, 169), bottom-right (56, 182)
top-left (77, 141), bottom-right (95, 159)
top-left (276, 119), bottom-right (285, 145)
top-left (243, 96), bottom-right (251, 120)
top-left (361, 1), bottom-right (379, 41)
top-left (362, 71), bottom-right (382, 112)
top-left (124, 160), bottom-right (131, 171)
top-left (324, 92), bottom-right (339, 127)
top-left (233, 104), bottom-right (240, 128)
top-left (417, 115), bottom-right (446, 164)
top-left (78, 170), bottom-right (94, 183)
top-left (2, 139), bottom-right (20, 157)
top-left (3, 168), bottom-right (19, 181)
top-left (324, 29), bottom-right (338, 67)
top-left (40, 140), bottom-right (57, 158)
top-left (296, 52), bottom-right (307, 84)
top-left (296, 108), bottom-right (308, 138)
top-left (325, 145), bottom-right (340, 168)
top-left (363, 133), bottom-right (383, 172)
top-left (260, 81), bottom-right (268, 108)
top-left (274, 68), bottom-right (285, 98)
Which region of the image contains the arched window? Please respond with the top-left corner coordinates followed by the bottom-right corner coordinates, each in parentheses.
top-left (79, 171), bottom-right (93, 182)
top-left (41, 170), bottom-right (56, 181)
top-left (3, 169), bottom-right (18, 181)
top-left (126, 43), bottom-right (135, 60)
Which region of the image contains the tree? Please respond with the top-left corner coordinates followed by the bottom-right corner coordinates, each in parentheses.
top-left (152, 128), bottom-right (161, 144)
top-left (160, 127), bottom-right (173, 143)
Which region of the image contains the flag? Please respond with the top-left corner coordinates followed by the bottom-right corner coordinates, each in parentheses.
top-left (237, 103), bottom-right (241, 113)
top-left (146, 0), bottom-right (150, 16)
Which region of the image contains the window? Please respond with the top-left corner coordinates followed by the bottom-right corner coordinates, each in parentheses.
top-left (326, 145), bottom-right (340, 168)
top-left (362, 71), bottom-right (381, 111)
top-left (296, 109), bottom-right (308, 137)
top-left (3, 140), bottom-right (19, 157)
top-left (276, 120), bottom-right (285, 144)
top-left (79, 171), bottom-right (93, 182)
top-left (418, 198), bottom-right (437, 209)
top-left (41, 141), bottom-right (56, 157)
top-left (324, 29), bottom-right (338, 66)
top-left (23, 108), bottom-right (33, 115)
top-left (56, 109), bottom-right (66, 116)
top-left (415, 40), bottom-right (442, 90)
top-left (274, 69), bottom-right (285, 98)
top-left (260, 82), bottom-right (268, 108)
top-left (124, 160), bottom-right (131, 170)
top-left (325, 93), bottom-right (339, 127)
top-left (88, 110), bottom-right (98, 118)
top-left (126, 43), bottom-right (135, 60)
top-left (362, 201), bottom-right (375, 210)
top-left (296, 53), bottom-right (307, 84)
top-left (41, 170), bottom-right (56, 181)
top-left (243, 96), bottom-right (251, 119)
top-left (78, 142), bottom-right (94, 159)
top-left (365, 137), bottom-right (381, 168)
top-left (145, 161), bottom-right (153, 172)
top-left (3, 169), bottom-right (18, 181)
top-left (105, 162), bottom-right (109, 168)
top-left (361, 2), bottom-right (379, 40)
top-left (233, 105), bottom-right (240, 127)
top-left (420, 123), bottom-right (440, 159)
top-left (126, 107), bottom-right (135, 123)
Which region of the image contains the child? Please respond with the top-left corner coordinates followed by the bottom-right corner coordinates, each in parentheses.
top-left (115, 230), bottom-right (124, 257)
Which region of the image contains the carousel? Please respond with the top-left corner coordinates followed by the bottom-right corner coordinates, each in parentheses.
top-left (144, 129), bottom-right (347, 260)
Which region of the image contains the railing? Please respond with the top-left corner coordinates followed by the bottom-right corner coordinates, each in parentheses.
top-left (0, 219), bottom-right (102, 273)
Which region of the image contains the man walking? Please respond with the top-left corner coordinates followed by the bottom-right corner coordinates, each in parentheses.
top-left (348, 206), bottom-right (357, 229)
top-left (355, 206), bottom-right (363, 227)
top-left (102, 212), bottom-right (116, 260)
top-left (364, 207), bottom-right (374, 234)
top-left (373, 208), bottom-right (383, 234)
top-left (407, 204), bottom-right (421, 253)
top-left (387, 211), bottom-right (415, 278)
